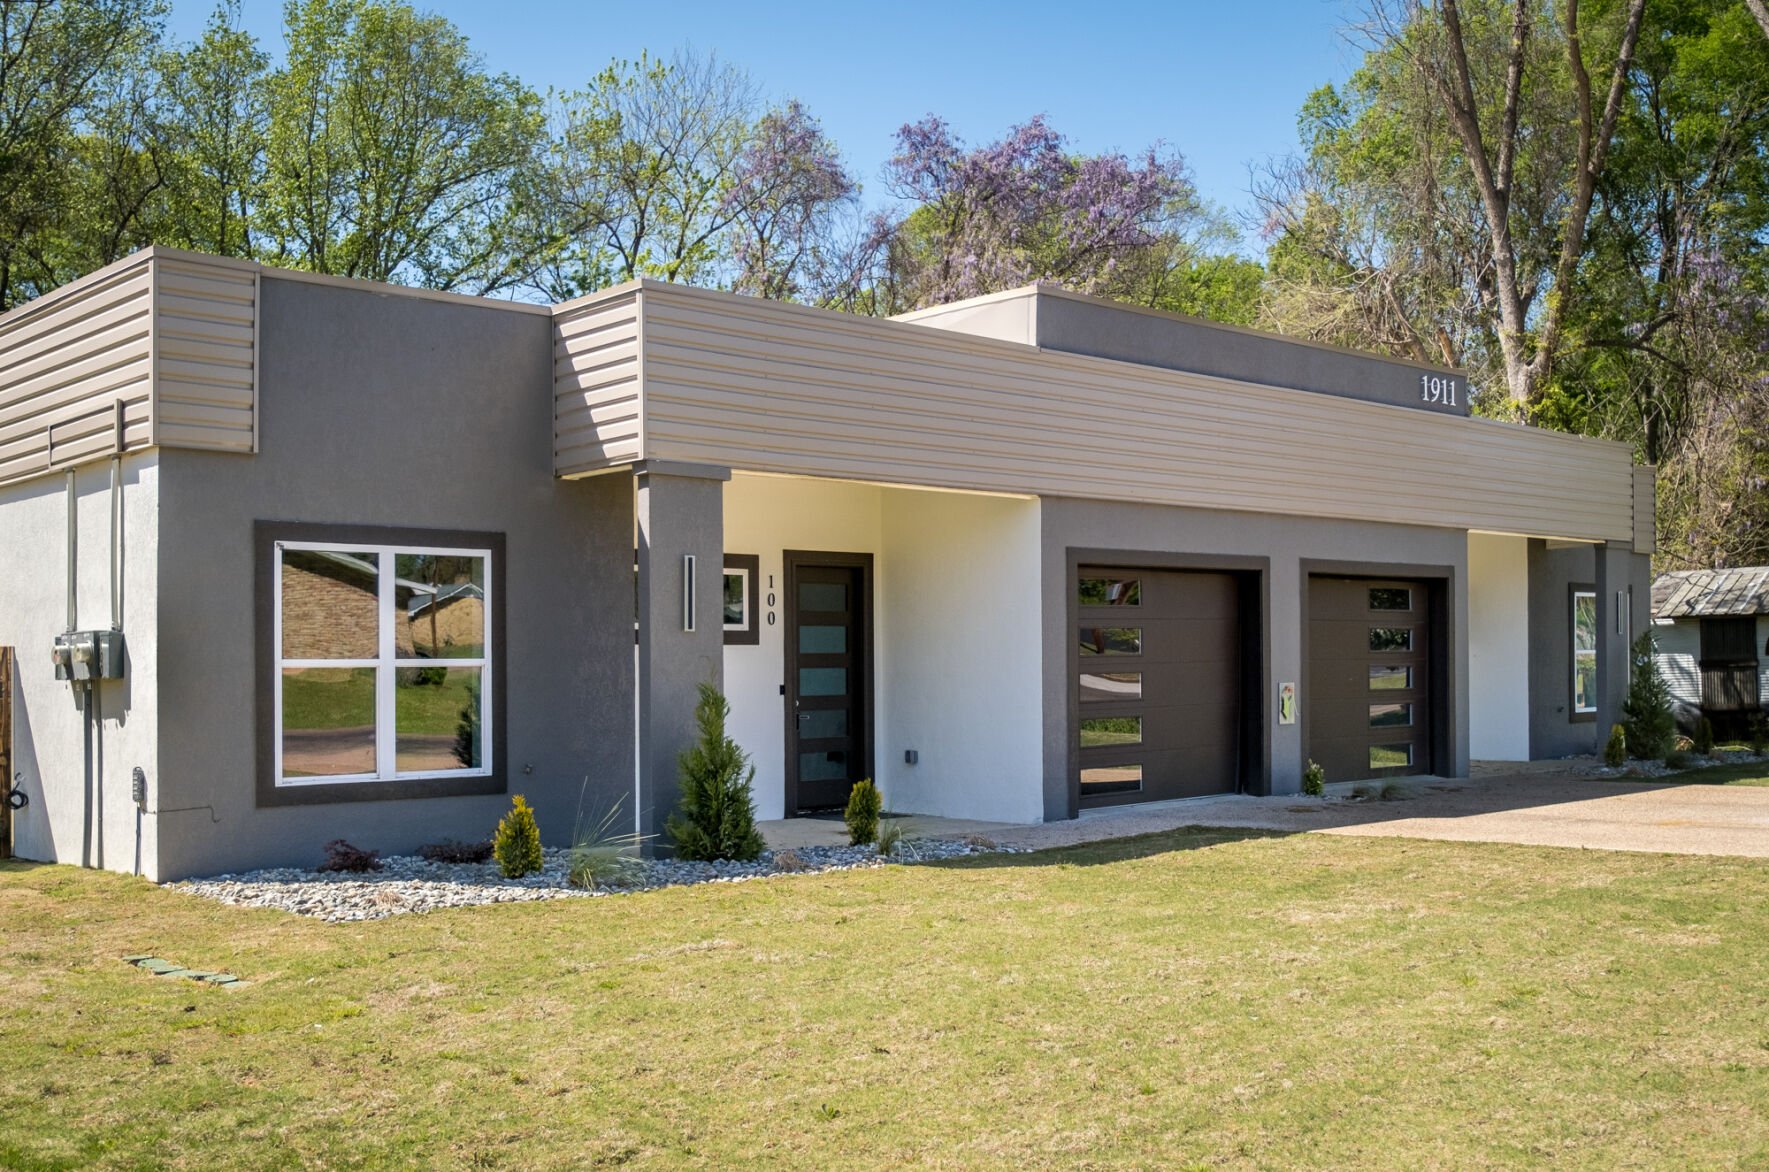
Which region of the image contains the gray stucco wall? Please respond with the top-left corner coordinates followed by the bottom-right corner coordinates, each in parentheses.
top-left (150, 277), bottom-right (633, 880)
top-left (1038, 498), bottom-right (1471, 819)
top-left (1527, 541), bottom-right (1598, 759)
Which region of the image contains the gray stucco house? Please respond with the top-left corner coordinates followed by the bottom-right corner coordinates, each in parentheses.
top-left (0, 248), bottom-right (1656, 880)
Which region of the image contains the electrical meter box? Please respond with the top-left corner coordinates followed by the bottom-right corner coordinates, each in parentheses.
top-left (51, 629), bottom-right (126, 682)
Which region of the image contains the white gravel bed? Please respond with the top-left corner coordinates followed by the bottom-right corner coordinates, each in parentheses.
top-left (169, 837), bottom-right (1021, 923)
top-left (1588, 747), bottom-right (1769, 780)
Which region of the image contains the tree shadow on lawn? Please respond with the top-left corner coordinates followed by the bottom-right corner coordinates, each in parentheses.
top-left (924, 826), bottom-right (1290, 870)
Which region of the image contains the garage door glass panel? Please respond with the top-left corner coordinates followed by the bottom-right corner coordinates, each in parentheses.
top-left (1369, 665), bottom-right (1412, 690)
top-left (1370, 744), bottom-right (1413, 768)
top-left (1369, 587), bottom-right (1412, 611)
top-left (1369, 627), bottom-right (1413, 652)
top-left (1079, 578), bottom-right (1141, 606)
top-left (1079, 627), bottom-right (1142, 656)
top-left (1079, 717), bottom-right (1141, 747)
top-left (1080, 765), bottom-right (1143, 796)
top-left (1369, 702), bottom-right (1412, 728)
top-left (1080, 672), bottom-right (1142, 702)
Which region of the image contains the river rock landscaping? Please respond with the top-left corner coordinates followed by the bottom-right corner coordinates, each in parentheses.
top-left (169, 837), bottom-right (1021, 922)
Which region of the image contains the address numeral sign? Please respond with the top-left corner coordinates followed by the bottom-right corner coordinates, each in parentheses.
top-left (1420, 374), bottom-right (1459, 407)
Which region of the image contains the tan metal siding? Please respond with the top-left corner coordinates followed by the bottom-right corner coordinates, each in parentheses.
top-left (637, 284), bottom-right (1638, 543)
top-left (153, 257), bottom-right (258, 453)
top-left (0, 256), bottom-right (153, 486)
top-left (1632, 465), bottom-right (1656, 554)
top-left (553, 288), bottom-right (642, 475)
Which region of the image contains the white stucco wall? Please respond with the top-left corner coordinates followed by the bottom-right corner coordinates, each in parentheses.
top-left (721, 473), bottom-right (1044, 823)
top-left (877, 488), bottom-right (1043, 823)
top-left (0, 455), bottom-right (159, 874)
top-left (1467, 533), bottom-right (1531, 760)
top-left (722, 474), bottom-right (886, 820)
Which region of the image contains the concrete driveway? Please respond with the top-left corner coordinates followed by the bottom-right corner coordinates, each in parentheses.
top-left (981, 771), bottom-right (1769, 859)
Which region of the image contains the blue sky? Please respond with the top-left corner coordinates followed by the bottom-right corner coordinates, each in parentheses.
top-left (166, 1), bottom-right (1364, 248)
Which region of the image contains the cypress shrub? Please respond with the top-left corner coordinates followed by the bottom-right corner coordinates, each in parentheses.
top-left (844, 778), bottom-right (882, 845)
top-left (1603, 723), bottom-right (1627, 767)
top-left (1693, 716), bottom-right (1715, 756)
top-left (666, 683), bottom-right (765, 862)
top-left (1621, 630), bottom-right (1676, 762)
top-left (494, 794), bottom-right (544, 878)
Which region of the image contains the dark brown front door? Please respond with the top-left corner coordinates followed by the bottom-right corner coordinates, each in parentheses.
top-left (1076, 568), bottom-right (1242, 807)
top-left (785, 555), bottom-right (871, 812)
top-left (1306, 577), bottom-right (1433, 782)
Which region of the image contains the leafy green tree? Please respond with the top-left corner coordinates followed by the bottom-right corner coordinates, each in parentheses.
top-left (262, 0), bottom-right (542, 289)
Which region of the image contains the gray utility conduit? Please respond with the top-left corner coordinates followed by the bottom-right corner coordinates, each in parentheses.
top-left (67, 458), bottom-right (128, 871)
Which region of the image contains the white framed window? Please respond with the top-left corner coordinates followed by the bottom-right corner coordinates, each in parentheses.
top-left (273, 540), bottom-right (493, 786)
top-left (1572, 589), bottom-right (1598, 715)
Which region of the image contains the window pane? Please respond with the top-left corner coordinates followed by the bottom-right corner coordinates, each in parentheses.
top-left (798, 709), bottom-right (849, 739)
top-left (1369, 587), bottom-right (1412, 611)
top-left (1574, 651), bottom-right (1597, 712)
top-left (799, 582), bottom-right (846, 612)
top-left (1370, 744), bottom-right (1413, 769)
top-left (1369, 627), bottom-right (1413, 653)
top-left (397, 554), bottom-right (486, 659)
top-left (1080, 717), bottom-right (1142, 748)
top-left (281, 667), bottom-right (376, 777)
top-left (396, 666), bottom-right (482, 773)
top-left (800, 667), bottom-right (847, 697)
top-left (1079, 627), bottom-right (1142, 656)
top-left (282, 550), bottom-right (379, 659)
top-left (1369, 703), bottom-right (1413, 728)
top-left (1573, 593), bottom-right (1597, 653)
top-left (1370, 666), bottom-right (1412, 690)
top-left (723, 571), bottom-right (747, 627)
top-left (799, 625), bottom-right (847, 654)
top-left (799, 750), bottom-right (849, 781)
top-left (1079, 577), bottom-right (1141, 607)
top-left (1080, 672), bottom-right (1142, 702)
top-left (1080, 765), bottom-right (1143, 796)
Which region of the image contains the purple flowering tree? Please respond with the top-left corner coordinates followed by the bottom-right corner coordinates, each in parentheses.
top-left (724, 100), bottom-right (857, 301)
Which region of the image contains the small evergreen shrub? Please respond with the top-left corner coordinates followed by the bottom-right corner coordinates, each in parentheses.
top-left (665, 684), bottom-right (765, 862)
top-left (1603, 723), bottom-right (1627, 767)
top-left (1621, 630), bottom-right (1676, 762)
top-left (317, 839), bottom-right (381, 872)
top-left (1693, 717), bottom-right (1716, 756)
top-left (417, 838), bottom-right (493, 864)
top-left (494, 794), bottom-right (544, 878)
top-left (1664, 749), bottom-right (1694, 771)
top-left (844, 778), bottom-right (882, 846)
top-left (1750, 714), bottom-right (1769, 756)
top-left (1301, 759), bottom-right (1326, 797)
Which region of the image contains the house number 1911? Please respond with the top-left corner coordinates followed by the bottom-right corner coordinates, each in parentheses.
top-left (1420, 375), bottom-right (1459, 406)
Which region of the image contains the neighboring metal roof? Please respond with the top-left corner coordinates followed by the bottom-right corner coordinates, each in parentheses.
top-left (1652, 568), bottom-right (1769, 618)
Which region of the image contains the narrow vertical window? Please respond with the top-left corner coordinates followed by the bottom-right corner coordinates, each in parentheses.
top-left (1572, 590), bottom-right (1598, 715)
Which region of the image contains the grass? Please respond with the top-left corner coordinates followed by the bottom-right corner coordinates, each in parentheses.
top-left (5, 831), bottom-right (1769, 1168)
top-left (281, 668), bottom-right (476, 733)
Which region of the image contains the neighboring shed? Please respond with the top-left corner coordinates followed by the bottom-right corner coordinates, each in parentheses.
top-left (1652, 568), bottom-right (1769, 733)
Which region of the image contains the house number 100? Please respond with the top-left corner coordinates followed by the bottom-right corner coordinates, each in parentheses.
top-left (1420, 375), bottom-right (1459, 406)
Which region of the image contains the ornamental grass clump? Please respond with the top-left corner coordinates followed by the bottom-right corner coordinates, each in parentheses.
top-left (844, 778), bottom-right (881, 846)
top-left (494, 794), bottom-right (544, 878)
top-left (666, 683), bottom-right (765, 862)
top-left (568, 800), bottom-right (648, 890)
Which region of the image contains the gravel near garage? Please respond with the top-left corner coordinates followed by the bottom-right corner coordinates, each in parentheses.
top-left (169, 837), bottom-right (1023, 923)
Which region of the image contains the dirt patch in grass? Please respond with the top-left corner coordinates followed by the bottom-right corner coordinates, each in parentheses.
top-left (4, 831), bottom-right (1769, 1168)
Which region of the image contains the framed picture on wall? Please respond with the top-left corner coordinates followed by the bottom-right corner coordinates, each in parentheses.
top-left (724, 554), bottom-right (759, 645)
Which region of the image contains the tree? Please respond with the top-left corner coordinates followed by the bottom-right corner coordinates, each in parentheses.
top-left (261, 0), bottom-right (542, 289)
top-left (724, 99), bottom-right (856, 301)
top-left (665, 683), bottom-right (764, 862)
top-left (1621, 629), bottom-right (1676, 759)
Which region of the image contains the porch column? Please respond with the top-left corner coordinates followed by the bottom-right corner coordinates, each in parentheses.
top-left (635, 461), bottom-right (729, 846)
top-left (1593, 541), bottom-right (1638, 738)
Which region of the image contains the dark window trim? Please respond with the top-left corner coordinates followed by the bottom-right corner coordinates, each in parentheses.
top-left (1569, 582), bottom-right (1597, 724)
top-left (1063, 549), bottom-right (1271, 817)
top-left (255, 520), bottom-right (508, 808)
top-left (722, 553), bottom-right (760, 646)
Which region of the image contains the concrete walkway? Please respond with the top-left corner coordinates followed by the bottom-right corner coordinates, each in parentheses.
top-left (764, 763), bottom-right (1769, 860)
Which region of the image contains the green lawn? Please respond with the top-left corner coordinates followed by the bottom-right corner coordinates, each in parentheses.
top-left (1672, 760), bottom-right (1769, 787)
top-left (281, 668), bottom-right (477, 733)
top-left (5, 831), bottom-right (1769, 1168)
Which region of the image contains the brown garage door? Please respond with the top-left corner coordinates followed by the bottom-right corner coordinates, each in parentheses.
top-left (1077, 568), bottom-right (1241, 807)
top-left (1307, 577), bottom-right (1432, 782)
